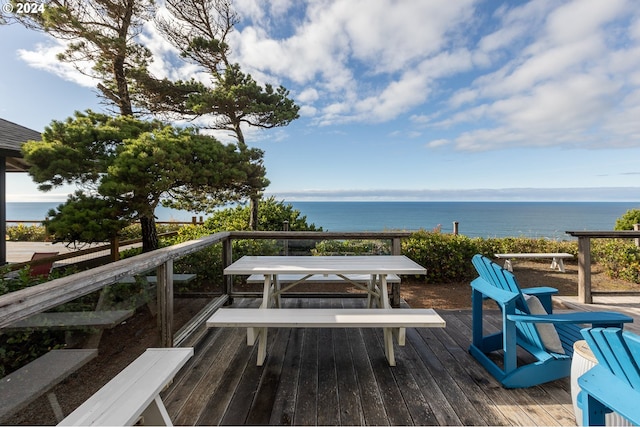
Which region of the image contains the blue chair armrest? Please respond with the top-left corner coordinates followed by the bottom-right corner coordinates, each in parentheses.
top-left (471, 277), bottom-right (520, 306)
top-left (579, 365), bottom-right (640, 425)
top-left (507, 312), bottom-right (633, 326)
top-left (522, 287), bottom-right (558, 313)
top-left (522, 287), bottom-right (558, 296)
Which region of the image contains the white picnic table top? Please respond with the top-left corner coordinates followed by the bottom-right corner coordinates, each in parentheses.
top-left (224, 255), bottom-right (426, 275)
top-left (225, 255), bottom-right (426, 309)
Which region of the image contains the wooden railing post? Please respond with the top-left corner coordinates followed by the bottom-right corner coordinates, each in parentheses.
top-left (283, 221), bottom-right (289, 256)
top-left (453, 221), bottom-right (459, 235)
top-left (110, 236), bottom-right (120, 262)
top-left (391, 237), bottom-right (402, 255)
top-left (391, 237), bottom-right (402, 307)
top-left (577, 236), bottom-right (592, 304)
top-left (223, 237), bottom-right (233, 305)
top-left (157, 260), bottom-right (174, 347)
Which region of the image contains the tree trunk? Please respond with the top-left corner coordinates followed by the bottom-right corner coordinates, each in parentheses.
top-left (249, 195), bottom-right (259, 231)
top-left (140, 215), bottom-right (159, 252)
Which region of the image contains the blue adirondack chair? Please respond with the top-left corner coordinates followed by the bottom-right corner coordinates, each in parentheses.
top-left (469, 254), bottom-right (633, 388)
top-left (578, 327), bottom-right (640, 426)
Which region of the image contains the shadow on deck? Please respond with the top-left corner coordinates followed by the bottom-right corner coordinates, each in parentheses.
top-left (163, 297), bottom-right (579, 426)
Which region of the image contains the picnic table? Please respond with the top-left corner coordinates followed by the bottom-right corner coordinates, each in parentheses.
top-left (208, 255), bottom-right (445, 366)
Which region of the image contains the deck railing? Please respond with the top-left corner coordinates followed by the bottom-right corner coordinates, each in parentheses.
top-left (566, 230), bottom-right (640, 303)
top-left (0, 231), bottom-right (412, 348)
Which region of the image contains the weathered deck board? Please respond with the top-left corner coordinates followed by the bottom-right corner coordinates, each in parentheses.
top-left (163, 298), bottom-right (583, 426)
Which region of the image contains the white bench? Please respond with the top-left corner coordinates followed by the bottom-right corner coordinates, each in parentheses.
top-left (207, 307), bottom-right (445, 367)
top-left (0, 349), bottom-right (98, 423)
top-left (495, 252), bottom-right (573, 273)
top-left (58, 347), bottom-right (193, 426)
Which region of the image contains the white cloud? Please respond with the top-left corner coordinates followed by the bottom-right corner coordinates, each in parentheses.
top-left (432, 0), bottom-right (640, 151)
top-left (17, 40), bottom-right (97, 88)
top-left (232, 0), bottom-right (478, 125)
top-left (13, 0), bottom-right (640, 153)
top-left (266, 187), bottom-right (640, 202)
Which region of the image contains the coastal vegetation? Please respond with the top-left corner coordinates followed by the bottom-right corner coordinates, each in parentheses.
top-left (6, 200), bottom-right (640, 286)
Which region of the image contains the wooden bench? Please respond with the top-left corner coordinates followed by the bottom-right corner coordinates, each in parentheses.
top-left (3, 310), bottom-right (134, 348)
top-left (58, 347), bottom-right (193, 426)
top-left (4, 310), bottom-right (134, 331)
top-left (0, 349), bottom-right (98, 423)
top-left (495, 252), bottom-right (573, 272)
top-left (118, 273), bottom-right (197, 285)
top-left (207, 307), bottom-right (445, 367)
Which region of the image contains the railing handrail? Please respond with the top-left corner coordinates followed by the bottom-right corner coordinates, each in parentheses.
top-left (0, 232), bottom-right (231, 329)
top-left (5, 232), bottom-right (179, 272)
top-left (228, 230), bottom-right (414, 239)
top-left (566, 230), bottom-right (640, 238)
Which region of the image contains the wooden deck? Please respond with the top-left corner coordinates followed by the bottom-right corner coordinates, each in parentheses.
top-left (161, 296), bottom-right (600, 426)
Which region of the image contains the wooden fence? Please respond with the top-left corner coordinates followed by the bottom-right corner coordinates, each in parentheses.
top-left (566, 230), bottom-right (640, 303)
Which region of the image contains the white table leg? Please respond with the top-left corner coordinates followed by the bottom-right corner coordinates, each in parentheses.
top-left (249, 275), bottom-right (274, 345)
top-left (379, 274), bottom-right (406, 346)
top-left (504, 259), bottom-right (513, 271)
top-left (256, 327), bottom-right (268, 366)
top-left (383, 327), bottom-right (396, 366)
top-left (274, 275), bottom-right (282, 308)
top-left (551, 257), bottom-right (566, 272)
top-left (367, 274), bottom-right (377, 308)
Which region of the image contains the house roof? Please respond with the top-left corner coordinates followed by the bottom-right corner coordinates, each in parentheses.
top-left (0, 118), bottom-right (41, 172)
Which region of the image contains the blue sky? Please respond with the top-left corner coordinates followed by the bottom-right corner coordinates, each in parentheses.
top-left (2, 0), bottom-right (640, 202)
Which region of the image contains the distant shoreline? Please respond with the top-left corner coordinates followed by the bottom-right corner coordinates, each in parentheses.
top-left (6, 201), bottom-right (639, 239)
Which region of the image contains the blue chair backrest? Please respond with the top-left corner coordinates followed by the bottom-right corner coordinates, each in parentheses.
top-left (471, 254), bottom-right (529, 313)
top-left (471, 254), bottom-right (546, 349)
top-left (582, 327), bottom-right (640, 390)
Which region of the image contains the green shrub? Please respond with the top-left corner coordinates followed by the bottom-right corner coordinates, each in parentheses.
top-left (6, 224), bottom-right (48, 241)
top-left (313, 239), bottom-right (390, 255)
top-left (402, 230), bottom-right (480, 282)
top-left (592, 239), bottom-right (640, 283)
top-left (614, 208), bottom-right (640, 230)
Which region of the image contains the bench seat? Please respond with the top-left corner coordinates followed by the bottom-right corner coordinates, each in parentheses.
top-left (495, 252), bottom-right (573, 272)
top-left (4, 310), bottom-right (134, 331)
top-left (0, 349), bottom-right (98, 423)
top-left (207, 307), bottom-right (445, 366)
top-left (58, 347), bottom-right (193, 426)
top-left (118, 274), bottom-right (197, 285)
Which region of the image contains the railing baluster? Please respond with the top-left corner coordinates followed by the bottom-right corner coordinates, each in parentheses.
top-left (157, 259), bottom-right (174, 347)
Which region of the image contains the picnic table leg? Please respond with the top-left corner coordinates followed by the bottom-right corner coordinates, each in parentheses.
top-left (249, 275), bottom-right (274, 345)
top-left (383, 327), bottom-right (396, 366)
top-left (256, 327), bottom-right (268, 366)
top-left (368, 274), bottom-right (381, 308)
top-left (503, 259), bottom-right (513, 272)
top-left (550, 257), bottom-right (566, 272)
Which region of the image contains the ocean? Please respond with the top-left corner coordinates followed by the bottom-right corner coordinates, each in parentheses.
top-left (5, 201), bottom-right (639, 240)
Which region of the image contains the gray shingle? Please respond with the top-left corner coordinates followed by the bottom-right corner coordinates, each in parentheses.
top-left (0, 118), bottom-right (41, 172)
